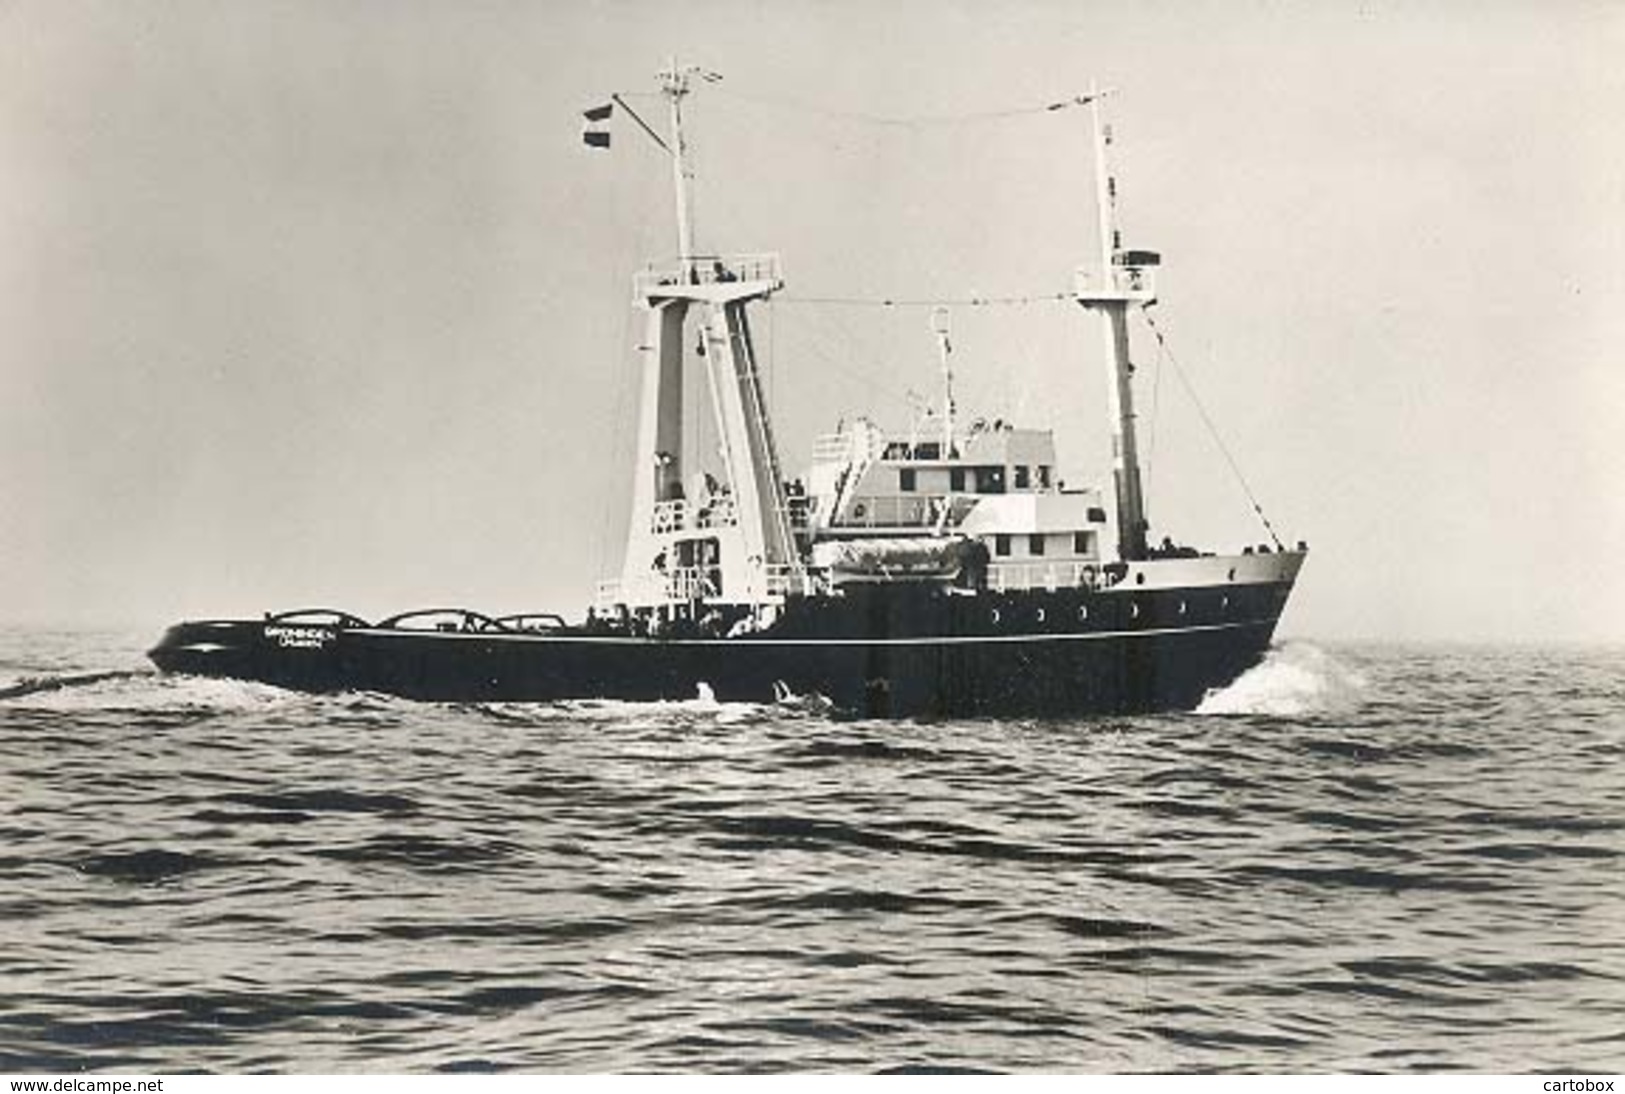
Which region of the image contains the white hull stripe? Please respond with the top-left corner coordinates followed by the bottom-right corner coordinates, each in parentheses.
top-left (346, 616), bottom-right (1279, 649)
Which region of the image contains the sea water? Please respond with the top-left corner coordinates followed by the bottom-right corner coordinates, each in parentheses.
top-left (1, 629), bottom-right (1620, 1072)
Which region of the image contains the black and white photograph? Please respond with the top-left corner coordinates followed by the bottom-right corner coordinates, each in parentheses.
top-left (1, 0), bottom-right (1620, 1076)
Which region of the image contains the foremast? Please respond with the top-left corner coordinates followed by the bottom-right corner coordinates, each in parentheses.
top-left (615, 62), bottom-right (802, 619)
top-left (1073, 84), bottom-right (1158, 563)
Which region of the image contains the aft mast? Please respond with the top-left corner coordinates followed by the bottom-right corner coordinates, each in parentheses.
top-left (615, 61), bottom-right (800, 619)
top-left (1074, 84), bottom-right (1157, 562)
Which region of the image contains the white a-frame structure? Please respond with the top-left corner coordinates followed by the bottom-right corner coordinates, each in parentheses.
top-left (613, 62), bottom-right (802, 616)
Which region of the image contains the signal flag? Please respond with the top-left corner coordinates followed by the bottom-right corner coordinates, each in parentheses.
top-left (582, 103), bottom-right (613, 148)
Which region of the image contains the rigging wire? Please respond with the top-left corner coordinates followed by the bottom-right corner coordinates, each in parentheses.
top-left (1140, 312), bottom-right (1285, 551)
top-left (781, 292), bottom-right (1072, 309)
top-left (609, 93), bottom-right (670, 154)
top-left (1144, 322), bottom-right (1166, 511)
top-left (705, 86), bottom-right (1110, 128)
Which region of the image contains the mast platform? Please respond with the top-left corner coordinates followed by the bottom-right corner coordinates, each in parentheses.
top-left (632, 253), bottom-right (783, 303)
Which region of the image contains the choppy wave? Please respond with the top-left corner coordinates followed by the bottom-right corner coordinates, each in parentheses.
top-left (1, 634), bottom-right (1621, 1073)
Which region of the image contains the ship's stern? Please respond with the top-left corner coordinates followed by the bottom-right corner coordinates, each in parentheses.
top-left (148, 618), bottom-right (347, 690)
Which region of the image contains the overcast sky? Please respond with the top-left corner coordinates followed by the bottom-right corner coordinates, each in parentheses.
top-left (1, 0), bottom-right (1621, 642)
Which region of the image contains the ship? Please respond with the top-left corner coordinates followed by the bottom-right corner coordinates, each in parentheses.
top-left (149, 63), bottom-right (1307, 718)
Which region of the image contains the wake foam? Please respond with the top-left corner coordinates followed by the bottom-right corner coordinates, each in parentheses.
top-left (476, 693), bottom-right (785, 730)
top-left (1, 670), bottom-right (298, 712)
top-left (1196, 642), bottom-right (1367, 717)
top-left (0, 670), bottom-right (152, 701)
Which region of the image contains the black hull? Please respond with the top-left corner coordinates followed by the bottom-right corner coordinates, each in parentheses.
top-left (150, 580), bottom-right (1293, 717)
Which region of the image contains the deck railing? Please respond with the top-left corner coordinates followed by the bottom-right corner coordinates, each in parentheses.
top-left (765, 564), bottom-right (822, 598)
top-left (633, 253), bottom-right (783, 299)
top-left (650, 496), bottom-right (738, 534)
top-left (664, 566), bottom-right (720, 601)
top-left (1073, 264), bottom-right (1158, 301)
top-left (651, 500), bottom-right (685, 534)
top-left (987, 560), bottom-right (1110, 592)
top-left (839, 494), bottom-right (972, 529)
top-left (658, 564), bottom-right (821, 601)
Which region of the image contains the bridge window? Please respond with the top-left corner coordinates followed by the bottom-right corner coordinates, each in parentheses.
top-left (1038, 465), bottom-right (1052, 488)
top-left (1074, 531), bottom-right (1092, 555)
top-left (1029, 534), bottom-right (1046, 556)
top-left (950, 467), bottom-right (966, 492)
top-left (995, 534), bottom-right (1011, 557)
top-left (1014, 465), bottom-right (1031, 490)
top-left (899, 468), bottom-right (917, 492)
top-left (975, 466), bottom-right (1006, 494)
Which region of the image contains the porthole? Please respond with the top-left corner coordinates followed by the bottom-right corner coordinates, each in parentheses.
top-left (1135, 572), bottom-right (1146, 586)
top-left (1077, 604), bottom-right (1089, 622)
top-left (1221, 595), bottom-right (1230, 611)
top-left (1227, 567), bottom-right (1236, 582)
top-left (990, 608), bottom-right (1001, 625)
top-left (1035, 608), bottom-right (1046, 623)
top-left (1178, 600), bottom-right (1188, 615)
top-left (1130, 602), bottom-right (1141, 619)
